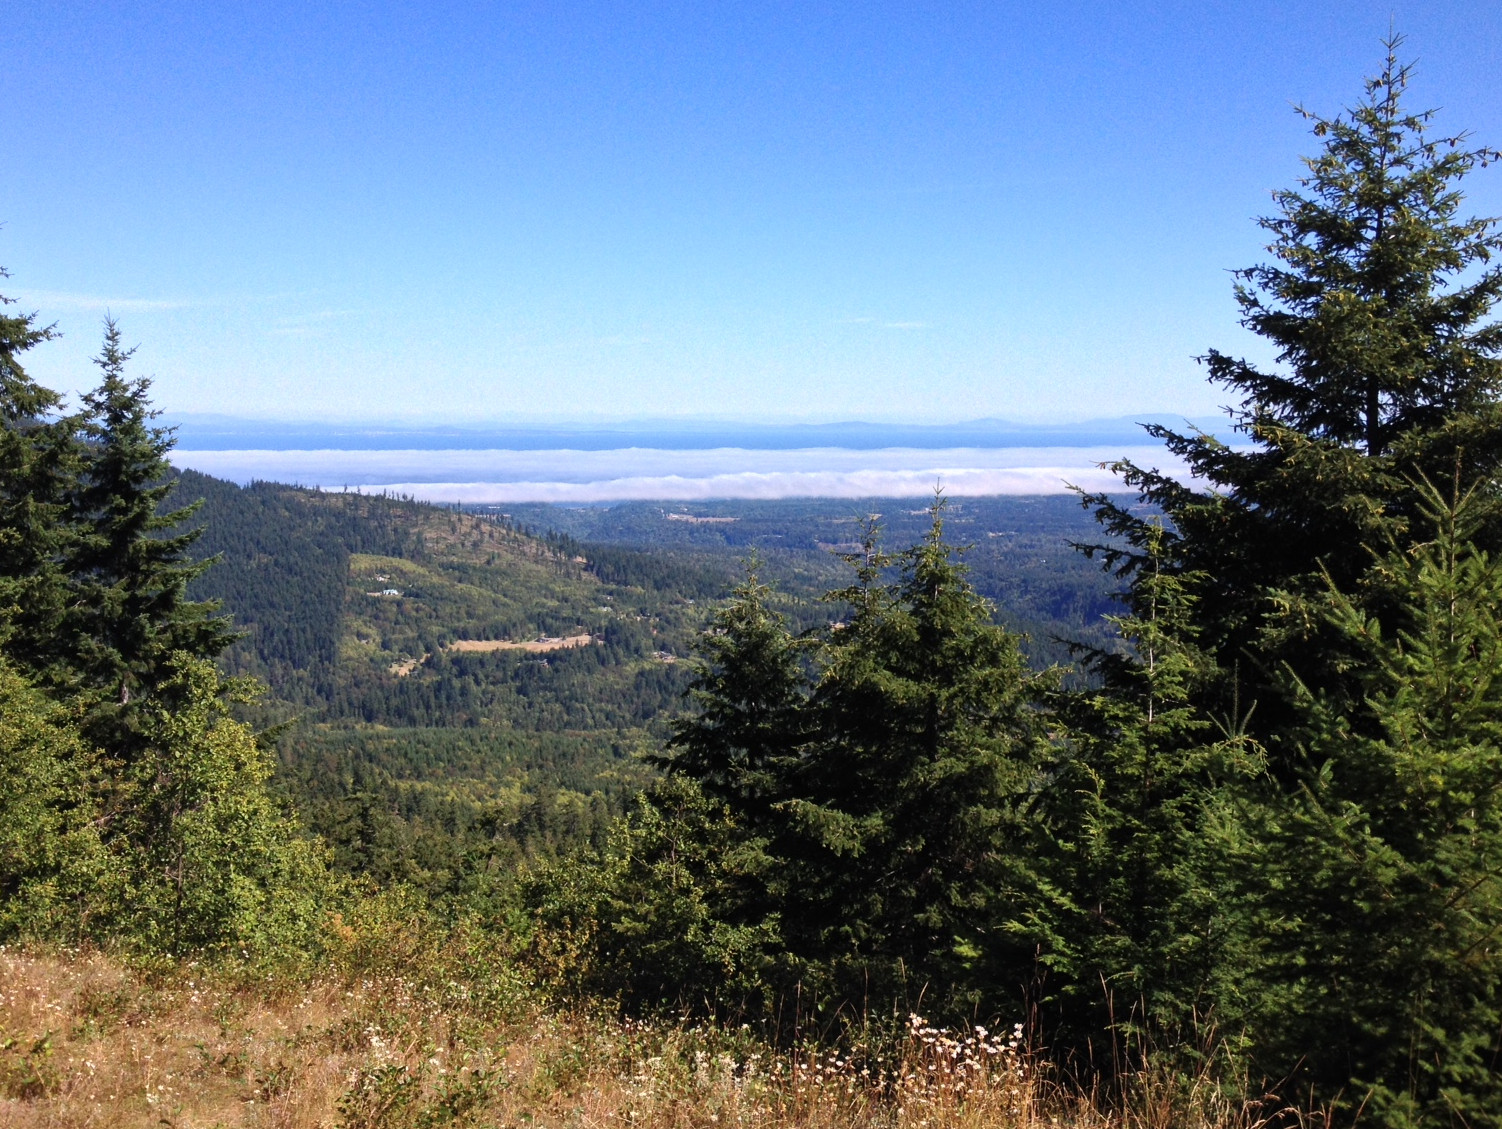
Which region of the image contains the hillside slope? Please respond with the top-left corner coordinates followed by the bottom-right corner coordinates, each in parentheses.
top-left (172, 476), bottom-right (1120, 890)
top-left (176, 473), bottom-right (730, 882)
top-left (180, 473), bottom-right (722, 728)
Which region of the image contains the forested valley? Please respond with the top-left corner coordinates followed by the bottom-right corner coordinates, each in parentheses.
top-left (5, 43), bottom-right (1502, 1129)
top-left (170, 474), bottom-right (1118, 895)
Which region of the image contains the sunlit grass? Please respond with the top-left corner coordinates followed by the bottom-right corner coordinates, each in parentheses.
top-left (0, 949), bottom-right (1292, 1129)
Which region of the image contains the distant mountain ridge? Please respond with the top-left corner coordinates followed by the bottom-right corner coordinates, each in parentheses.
top-left (165, 413), bottom-right (1231, 452)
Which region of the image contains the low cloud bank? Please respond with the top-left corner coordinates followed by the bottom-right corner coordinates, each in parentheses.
top-left (336, 466), bottom-right (1147, 503)
top-left (171, 445), bottom-right (1190, 502)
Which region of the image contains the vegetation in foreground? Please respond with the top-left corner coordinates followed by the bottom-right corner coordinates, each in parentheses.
top-left (3, 37), bottom-right (1502, 1129)
top-left (0, 943), bottom-right (1276, 1129)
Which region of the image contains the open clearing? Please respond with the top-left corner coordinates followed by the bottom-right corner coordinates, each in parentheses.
top-left (446, 633), bottom-right (598, 653)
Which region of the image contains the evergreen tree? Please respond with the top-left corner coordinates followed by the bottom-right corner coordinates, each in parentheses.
top-left (1023, 523), bottom-right (1260, 1057)
top-left (1241, 479), bottom-right (1502, 1127)
top-left (1071, 44), bottom-right (1502, 1114)
top-left (0, 269), bottom-right (81, 685)
top-left (792, 498), bottom-right (1050, 1010)
top-left (1084, 39), bottom-right (1502, 755)
top-left (657, 555), bottom-right (808, 827)
top-left (69, 319), bottom-right (235, 741)
top-left (644, 558), bottom-right (808, 967)
top-left (564, 503), bottom-right (1052, 1020)
top-left (0, 267), bottom-right (57, 422)
top-left (526, 774), bottom-right (783, 1016)
top-left (0, 295), bottom-right (325, 957)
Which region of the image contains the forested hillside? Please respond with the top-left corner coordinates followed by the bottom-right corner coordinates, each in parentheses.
top-left (175, 475), bottom-right (1120, 882)
top-left (494, 495), bottom-right (1122, 668)
top-left (182, 479), bottom-right (1120, 724)
top-left (181, 475), bottom-right (726, 721)
top-left (172, 475), bottom-right (717, 872)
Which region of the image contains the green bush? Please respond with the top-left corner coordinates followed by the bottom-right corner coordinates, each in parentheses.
top-left (0, 661), bottom-right (117, 940)
top-left (110, 656), bottom-right (331, 958)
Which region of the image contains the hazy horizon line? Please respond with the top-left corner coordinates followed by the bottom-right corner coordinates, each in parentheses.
top-left (163, 413), bottom-right (1233, 454)
top-left (161, 409), bottom-right (1234, 433)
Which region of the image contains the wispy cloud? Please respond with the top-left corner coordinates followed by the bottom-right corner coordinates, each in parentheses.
top-left (884, 321), bottom-right (928, 330)
top-left (267, 309), bottom-right (358, 337)
top-left (277, 309), bottom-right (356, 326)
top-left (15, 289), bottom-right (195, 313)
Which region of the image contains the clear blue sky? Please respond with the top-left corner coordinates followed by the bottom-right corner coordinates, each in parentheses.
top-left (4, 1), bottom-right (1501, 424)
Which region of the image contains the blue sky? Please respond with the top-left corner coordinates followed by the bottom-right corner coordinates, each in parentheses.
top-left (4, 1), bottom-right (1501, 425)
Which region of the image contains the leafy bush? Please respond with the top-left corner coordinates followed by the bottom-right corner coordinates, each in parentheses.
top-left (0, 662), bottom-right (117, 940)
top-left (110, 656), bottom-right (331, 958)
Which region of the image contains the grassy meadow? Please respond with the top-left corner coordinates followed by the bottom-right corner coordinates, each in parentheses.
top-left (0, 944), bottom-right (1279, 1129)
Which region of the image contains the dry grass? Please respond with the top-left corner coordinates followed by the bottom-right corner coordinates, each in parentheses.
top-left (0, 950), bottom-right (1282, 1129)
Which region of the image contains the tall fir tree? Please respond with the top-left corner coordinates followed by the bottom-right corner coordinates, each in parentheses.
top-left (1083, 39), bottom-right (1502, 758)
top-left (658, 555), bottom-right (808, 827)
top-left (0, 268), bottom-right (58, 421)
top-left (0, 269), bottom-right (82, 685)
top-left (68, 319), bottom-right (235, 743)
top-left (1072, 43), bottom-right (1502, 1119)
top-left (648, 557), bottom-right (810, 958)
top-left (0, 292), bottom-right (324, 956)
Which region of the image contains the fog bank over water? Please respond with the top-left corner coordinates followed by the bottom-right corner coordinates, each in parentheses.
top-left (170, 445), bottom-right (1192, 502)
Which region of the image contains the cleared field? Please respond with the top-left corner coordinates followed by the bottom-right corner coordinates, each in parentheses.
top-left (446, 633), bottom-right (598, 653)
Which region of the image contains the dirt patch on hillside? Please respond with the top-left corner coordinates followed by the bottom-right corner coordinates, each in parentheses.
top-left (666, 513), bottom-right (738, 524)
top-left (446, 634), bottom-right (597, 653)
